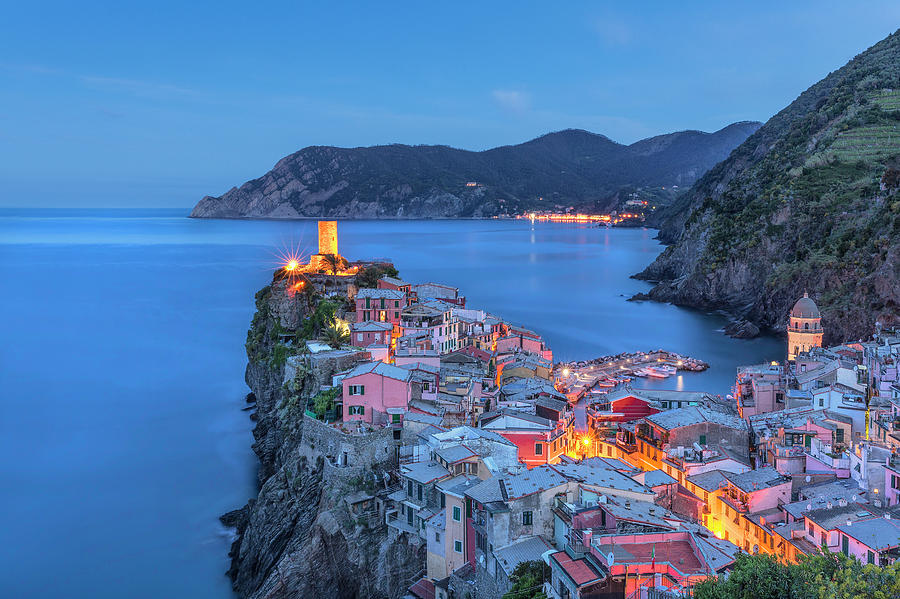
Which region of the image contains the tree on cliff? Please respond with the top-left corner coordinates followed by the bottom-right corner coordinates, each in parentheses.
top-left (693, 551), bottom-right (900, 599)
top-left (501, 560), bottom-right (548, 599)
top-left (355, 264), bottom-right (399, 288)
top-left (322, 321), bottom-right (350, 349)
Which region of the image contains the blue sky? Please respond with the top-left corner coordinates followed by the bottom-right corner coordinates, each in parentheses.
top-left (1, 2), bottom-right (898, 207)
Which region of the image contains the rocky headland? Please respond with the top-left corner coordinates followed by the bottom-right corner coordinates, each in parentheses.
top-left (223, 273), bottom-right (424, 599)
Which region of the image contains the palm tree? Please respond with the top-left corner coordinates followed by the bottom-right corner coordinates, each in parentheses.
top-left (322, 321), bottom-right (350, 349)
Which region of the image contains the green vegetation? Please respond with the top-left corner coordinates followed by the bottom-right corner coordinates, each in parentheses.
top-left (311, 386), bottom-right (340, 419)
top-left (199, 124), bottom-right (760, 219)
top-left (501, 560), bottom-right (548, 599)
top-left (322, 322), bottom-right (350, 349)
top-left (694, 552), bottom-right (900, 599)
top-left (657, 30), bottom-right (900, 331)
top-left (356, 264), bottom-right (399, 288)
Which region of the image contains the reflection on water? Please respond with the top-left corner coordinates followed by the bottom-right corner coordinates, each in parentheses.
top-left (0, 210), bottom-right (783, 598)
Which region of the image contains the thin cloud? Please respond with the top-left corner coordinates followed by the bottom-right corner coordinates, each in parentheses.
top-left (491, 89), bottom-right (531, 114)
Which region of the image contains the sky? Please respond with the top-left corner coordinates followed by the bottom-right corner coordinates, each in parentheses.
top-left (1, 2), bottom-right (899, 208)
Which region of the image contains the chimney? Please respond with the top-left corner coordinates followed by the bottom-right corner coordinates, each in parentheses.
top-left (886, 513), bottom-right (892, 520)
top-left (846, 519), bottom-right (852, 527)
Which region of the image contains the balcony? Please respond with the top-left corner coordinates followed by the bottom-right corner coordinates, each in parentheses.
top-left (772, 444), bottom-right (806, 458)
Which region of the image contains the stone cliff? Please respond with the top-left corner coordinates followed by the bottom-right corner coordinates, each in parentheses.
top-left (224, 278), bottom-right (425, 599)
top-left (635, 30), bottom-right (900, 343)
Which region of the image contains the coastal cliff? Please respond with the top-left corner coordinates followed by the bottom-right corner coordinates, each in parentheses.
top-left (636, 30), bottom-right (900, 343)
top-left (190, 123), bottom-right (760, 219)
top-left (224, 277), bottom-right (424, 599)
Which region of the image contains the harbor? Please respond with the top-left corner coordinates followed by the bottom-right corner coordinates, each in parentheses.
top-left (554, 349), bottom-right (709, 404)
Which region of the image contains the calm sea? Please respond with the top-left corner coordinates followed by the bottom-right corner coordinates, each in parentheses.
top-left (0, 209), bottom-right (783, 598)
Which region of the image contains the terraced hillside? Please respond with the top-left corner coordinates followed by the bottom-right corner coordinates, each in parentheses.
top-left (639, 30), bottom-right (900, 343)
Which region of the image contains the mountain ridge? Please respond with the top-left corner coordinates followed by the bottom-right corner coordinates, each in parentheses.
top-left (636, 29), bottom-right (900, 343)
top-left (190, 122), bottom-right (760, 219)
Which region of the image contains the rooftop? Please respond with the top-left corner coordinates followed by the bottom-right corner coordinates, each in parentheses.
top-left (837, 516), bottom-right (900, 551)
top-left (345, 360), bottom-right (412, 382)
top-left (401, 461), bottom-right (450, 484)
top-left (494, 536), bottom-right (554, 577)
top-left (646, 406), bottom-right (747, 432)
top-left (686, 470), bottom-right (729, 493)
top-left (724, 467), bottom-right (789, 494)
top-left (356, 288), bottom-right (405, 300)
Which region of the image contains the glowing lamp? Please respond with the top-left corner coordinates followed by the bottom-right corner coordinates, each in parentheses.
top-left (285, 259), bottom-right (299, 272)
top-left (582, 437), bottom-right (590, 447)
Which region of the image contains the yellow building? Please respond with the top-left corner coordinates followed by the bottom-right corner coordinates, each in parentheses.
top-left (787, 292), bottom-right (823, 361)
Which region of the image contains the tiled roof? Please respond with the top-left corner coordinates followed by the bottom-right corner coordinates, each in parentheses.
top-left (481, 411), bottom-right (555, 432)
top-left (638, 469), bottom-right (677, 488)
top-left (837, 516), bottom-right (900, 550)
top-left (402, 462), bottom-right (450, 484)
top-left (646, 406), bottom-right (747, 431)
top-left (551, 461), bottom-right (651, 496)
top-left (356, 288), bottom-right (405, 300)
top-left (435, 444), bottom-right (477, 464)
top-left (503, 466), bottom-right (568, 500)
top-left (724, 467), bottom-right (789, 493)
top-left (686, 470), bottom-right (729, 492)
top-left (380, 276), bottom-right (408, 287)
top-left (805, 505), bottom-right (879, 531)
top-left (345, 361), bottom-right (412, 382)
top-left (494, 536), bottom-right (554, 576)
top-left (351, 320), bottom-right (393, 332)
top-left (550, 551), bottom-right (604, 587)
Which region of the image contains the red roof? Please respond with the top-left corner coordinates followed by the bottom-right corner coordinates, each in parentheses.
top-left (551, 551), bottom-right (604, 587)
top-left (409, 577), bottom-right (435, 599)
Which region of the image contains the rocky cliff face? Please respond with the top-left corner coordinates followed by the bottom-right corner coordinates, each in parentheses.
top-left (190, 123), bottom-right (760, 219)
top-left (637, 30), bottom-right (900, 343)
top-left (225, 279), bottom-right (424, 599)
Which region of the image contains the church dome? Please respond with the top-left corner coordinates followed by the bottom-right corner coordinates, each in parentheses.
top-left (790, 292), bottom-right (820, 319)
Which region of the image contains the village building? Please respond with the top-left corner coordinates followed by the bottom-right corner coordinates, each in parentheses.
top-left (787, 292), bottom-right (824, 362)
top-left (342, 361), bottom-right (415, 426)
top-left (355, 288), bottom-right (406, 325)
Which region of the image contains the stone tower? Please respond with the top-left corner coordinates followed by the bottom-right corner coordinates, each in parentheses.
top-left (787, 292), bottom-right (823, 361)
top-left (318, 221), bottom-right (338, 256)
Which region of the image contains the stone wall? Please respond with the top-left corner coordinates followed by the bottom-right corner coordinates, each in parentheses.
top-left (300, 414), bottom-right (396, 472)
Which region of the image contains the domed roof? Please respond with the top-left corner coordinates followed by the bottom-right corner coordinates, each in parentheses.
top-left (790, 292), bottom-right (820, 319)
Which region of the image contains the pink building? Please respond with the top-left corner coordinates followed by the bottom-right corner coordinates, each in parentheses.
top-left (886, 462), bottom-right (900, 507)
top-left (836, 516), bottom-right (900, 565)
top-left (342, 361), bottom-right (413, 425)
top-left (355, 288), bottom-right (406, 325)
top-left (350, 320), bottom-right (393, 347)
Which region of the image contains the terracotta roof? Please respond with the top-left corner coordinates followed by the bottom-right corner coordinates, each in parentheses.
top-left (551, 551), bottom-right (604, 587)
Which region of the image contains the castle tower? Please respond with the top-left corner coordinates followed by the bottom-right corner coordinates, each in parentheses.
top-left (318, 221), bottom-right (337, 256)
top-left (787, 292), bottom-right (823, 361)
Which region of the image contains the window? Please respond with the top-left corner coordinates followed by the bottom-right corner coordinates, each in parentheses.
top-left (454, 540), bottom-right (463, 553)
top-left (417, 484), bottom-right (423, 501)
top-left (534, 443), bottom-right (543, 456)
top-left (357, 334), bottom-right (363, 342)
top-left (522, 511), bottom-right (533, 526)
top-left (348, 385), bottom-right (365, 396)
top-left (435, 532), bottom-right (441, 542)
top-left (699, 434), bottom-right (707, 446)
top-left (453, 506), bottom-right (461, 521)
top-left (392, 413), bottom-right (402, 424)
top-left (380, 298), bottom-right (385, 309)
top-left (440, 493), bottom-right (445, 509)
top-left (819, 398), bottom-right (825, 407)
top-left (348, 405), bottom-right (365, 415)
top-left (395, 300), bottom-right (399, 308)
top-left (842, 534), bottom-right (849, 556)
top-left (365, 297), bottom-right (370, 309)
top-left (836, 428), bottom-right (844, 443)
top-left (408, 480), bottom-right (413, 496)
top-left (394, 312), bottom-right (399, 319)
top-left (868, 550), bottom-right (875, 564)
